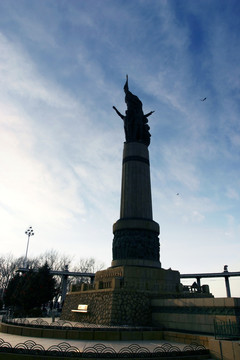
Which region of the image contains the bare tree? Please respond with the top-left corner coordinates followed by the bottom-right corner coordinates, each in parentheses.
top-left (0, 254), bottom-right (31, 299)
top-left (37, 249), bottom-right (73, 270)
top-left (71, 258), bottom-right (104, 285)
top-left (73, 257), bottom-right (104, 273)
top-left (0, 251), bottom-right (105, 303)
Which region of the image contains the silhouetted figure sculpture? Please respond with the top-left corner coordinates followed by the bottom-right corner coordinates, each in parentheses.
top-left (113, 75), bottom-right (154, 146)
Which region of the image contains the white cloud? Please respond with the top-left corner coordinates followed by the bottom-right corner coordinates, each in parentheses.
top-left (0, 33), bottom-right (78, 109)
top-left (183, 210), bottom-right (205, 224)
top-left (160, 145), bottom-right (200, 191)
top-left (226, 187), bottom-right (239, 200)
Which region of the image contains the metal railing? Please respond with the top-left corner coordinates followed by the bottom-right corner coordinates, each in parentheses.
top-left (214, 319), bottom-right (240, 340)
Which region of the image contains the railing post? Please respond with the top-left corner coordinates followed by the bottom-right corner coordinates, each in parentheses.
top-left (61, 274), bottom-right (68, 303)
top-left (224, 276), bottom-right (231, 297)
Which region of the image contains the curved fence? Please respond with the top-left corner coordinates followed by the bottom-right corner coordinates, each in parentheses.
top-left (1, 316), bottom-right (160, 331)
top-left (0, 317), bottom-right (209, 358)
top-left (0, 338), bottom-right (208, 358)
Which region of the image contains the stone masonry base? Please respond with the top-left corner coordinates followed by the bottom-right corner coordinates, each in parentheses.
top-left (61, 265), bottom-right (181, 326)
top-left (61, 289), bottom-right (152, 326)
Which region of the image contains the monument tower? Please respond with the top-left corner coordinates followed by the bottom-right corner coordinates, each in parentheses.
top-left (112, 75), bottom-right (160, 268)
top-left (61, 77), bottom-right (180, 326)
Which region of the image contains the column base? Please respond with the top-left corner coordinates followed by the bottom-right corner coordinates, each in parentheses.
top-left (111, 258), bottom-right (161, 268)
top-left (112, 219), bottom-right (160, 267)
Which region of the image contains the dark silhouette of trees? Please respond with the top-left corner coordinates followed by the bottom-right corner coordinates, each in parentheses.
top-left (0, 254), bottom-right (25, 300)
top-left (4, 263), bottom-right (56, 316)
top-left (0, 251), bottom-right (105, 313)
top-left (0, 250), bottom-right (72, 300)
top-left (3, 273), bottom-right (22, 309)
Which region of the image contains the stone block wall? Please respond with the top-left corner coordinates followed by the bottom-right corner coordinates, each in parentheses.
top-left (61, 288), bottom-right (152, 326)
top-left (151, 297), bottom-right (240, 334)
top-left (111, 290), bottom-right (151, 326)
top-left (94, 265), bottom-right (180, 295)
top-left (61, 265), bottom-right (183, 326)
top-left (61, 290), bottom-right (114, 325)
top-left (209, 338), bottom-right (240, 360)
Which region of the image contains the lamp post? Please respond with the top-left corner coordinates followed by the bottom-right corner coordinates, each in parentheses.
top-left (24, 226), bottom-right (34, 268)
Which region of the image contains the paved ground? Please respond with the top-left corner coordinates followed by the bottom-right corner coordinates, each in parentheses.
top-left (0, 317), bottom-right (189, 352)
top-left (0, 332), bottom-right (187, 351)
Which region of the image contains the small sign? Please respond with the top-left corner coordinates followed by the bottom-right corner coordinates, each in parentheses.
top-left (71, 304), bottom-right (88, 313)
top-left (77, 304), bottom-right (88, 312)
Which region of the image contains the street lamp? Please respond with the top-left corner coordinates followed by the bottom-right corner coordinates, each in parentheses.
top-left (24, 226), bottom-right (34, 268)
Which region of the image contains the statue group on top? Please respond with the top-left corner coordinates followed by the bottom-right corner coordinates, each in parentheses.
top-left (113, 75), bottom-right (154, 147)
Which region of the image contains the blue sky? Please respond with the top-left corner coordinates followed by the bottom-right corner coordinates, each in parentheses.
top-left (0, 0), bottom-right (240, 297)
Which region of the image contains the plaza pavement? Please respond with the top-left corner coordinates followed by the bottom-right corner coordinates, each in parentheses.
top-left (0, 317), bottom-right (188, 352)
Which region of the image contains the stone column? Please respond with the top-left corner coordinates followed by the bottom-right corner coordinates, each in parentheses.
top-left (112, 142), bottom-right (160, 268)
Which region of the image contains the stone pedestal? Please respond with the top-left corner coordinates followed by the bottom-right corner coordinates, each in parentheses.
top-left (61, 265), bottom-right (180, 326)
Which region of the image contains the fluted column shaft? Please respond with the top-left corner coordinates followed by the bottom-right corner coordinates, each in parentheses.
top-left (120, 142), bottom-right (152, 219)
top-left (112, 142), bottom-right (160, 268)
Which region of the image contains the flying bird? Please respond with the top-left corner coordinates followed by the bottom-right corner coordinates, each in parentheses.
top-left (201, 97), bottom-right (207, 101)
top-left (176, 193), bottom-right (179, 196)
